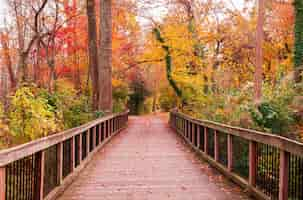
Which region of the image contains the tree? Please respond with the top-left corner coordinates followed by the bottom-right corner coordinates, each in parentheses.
top-left (294, 0), bottom-right (303, 83)
top-left (254, 0), bottom-right (265, 103)
top-left (99, 0), bottom-right (113, 112)
top-left (87, 0), bottom-right (100, 110)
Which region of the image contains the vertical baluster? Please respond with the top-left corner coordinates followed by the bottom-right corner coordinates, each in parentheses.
top-left (86, 130), bottom-right (90, 156)
top-left (103, 122), bottom-right (106, 139)
top-left (93, 127), bottom-right (96, 150)
top-left (191, 123), bottom-right (195, 144)
top-left (214, 130), bottom-right (219, 162)
top-left (99, 124), bottom-right (102, 144)
top-left (204, 127), bottom-right (208, 154)
top-left (38, 151), bottom-right (45, 200)
top-left (57, 143), bottom-right (63, 185)
top-left (0, 167), bottom-right (5, 200)
top-left (105, 121), bottom-right (108, 138)
top-left (78, 134), bottom-right (82, 165)
top-left (227, 134), bottom-right (233, 171)
top-left (249, 141), bottom-right (257, 186)
top-left (110, 119), bottom-right (113, 136)
top-left (279, 150), bottom-right (289, 200)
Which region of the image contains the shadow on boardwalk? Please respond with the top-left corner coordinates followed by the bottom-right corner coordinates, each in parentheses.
top-left (58, 114), bottom-right (253, 200)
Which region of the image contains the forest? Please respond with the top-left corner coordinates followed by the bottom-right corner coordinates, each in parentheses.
top-left (0, 0), bottom-right (302, 149)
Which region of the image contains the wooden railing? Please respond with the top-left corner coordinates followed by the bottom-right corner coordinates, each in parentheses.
top-left (0, 111), bottom-right (129, 200)
top-left (170, 111), bottom-right (303, 200)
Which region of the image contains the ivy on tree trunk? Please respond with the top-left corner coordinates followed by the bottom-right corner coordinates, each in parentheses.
top-left (294, 0), bottom-right (303, 83)
top-left (153, 28), bottom-right (183, 102)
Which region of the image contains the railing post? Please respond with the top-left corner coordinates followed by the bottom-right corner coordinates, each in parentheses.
top-left (187, 122), bottom-right (191, 139)
top-left (86, 130), bottom-right (90, 154)
top-left (0, 166), bottom-right (6, 200)
top-left (39, 151), bottom-right (45, 200)
top-left (57, 142), bottom-right (63, 185)
top-left (104, 121), bottom-right (107, 138)
top-left (79, 134), bottom-right (82, 163)
top-left (214, 130), bottom-right (219, 162)
top-left (197, 125), bottom-right (200, 149)
top-left (279, 150), bottom-right (289, 200)
top-left (99, 124), bottom-right (102, 143)
top-left (184, 120), bottom-right (187, 137)
top-left (92, 127), bottom-right (96, 149)
top-left (71, 137), bottom-right (75, 171)
top-left (249, 141), bottom-right (257, 186)
top-left (227, 134), bottom-right (233, 171)
top-left (204, 127), bottom-right (208, 154)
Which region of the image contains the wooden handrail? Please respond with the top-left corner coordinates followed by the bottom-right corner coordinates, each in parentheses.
top-left (0, 111), bottom-right (129, 167)
top-left (170, 111), bottom-right (303, 200)
top-left (171, 111), bottom-right (303, 156)
top-left (1, 110), bottom-right (129, 200)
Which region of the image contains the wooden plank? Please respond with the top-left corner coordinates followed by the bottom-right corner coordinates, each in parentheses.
top-left (249, 141), bottom-right (257, 186)
top-left (279, 150), bottom-right (289, 200)
top-left (0, 167), bottom-right (5, 200)
top-left (227, 134), bottom-right (233, 171)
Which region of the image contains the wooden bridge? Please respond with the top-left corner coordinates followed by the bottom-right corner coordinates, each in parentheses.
top-left (0, 111), bottom-right (302, 200)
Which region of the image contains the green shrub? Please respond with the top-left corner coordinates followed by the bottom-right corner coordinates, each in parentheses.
top-left (9, 86), bottom-right (59, 140)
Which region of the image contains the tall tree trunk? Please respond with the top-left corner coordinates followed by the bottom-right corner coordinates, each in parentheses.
top-left (87, 0), bottom-right (100, 111)
top-left (254, 0), bottom-right (265, 103)
top-left (294, 0), bottom-right (303, 83)
top-left (0, 33), bottom-right (16, 89)
top-left (99, 0), bottom-right (113, 112)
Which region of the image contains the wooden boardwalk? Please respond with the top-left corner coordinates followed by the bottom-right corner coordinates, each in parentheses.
top-left (57, 114), bottom-right (252, 200)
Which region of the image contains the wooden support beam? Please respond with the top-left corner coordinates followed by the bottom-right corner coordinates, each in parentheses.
top-left (214, 130), bottom-right (219, 162)
top-left (204, 127), bottom-right (208, 154)
top-left (0, 167), bottom-right (6, 200)
top-left (279, 150), bottom-right (289, 200)
top-left (57, 142), bottom-right (63, 185)
top-left (39, 151), bottom-right (45, 200)
top-left (249, 141), bottom-right (257, 186)
top-left (227, 134), bottom-right (233, 171)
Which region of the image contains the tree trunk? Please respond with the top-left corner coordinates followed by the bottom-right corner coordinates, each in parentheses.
top-left (0, 33), bottom-right (16, 89)
top-left (99, 0), bottom-right (113, 112)
top-left (294, 0), bottom-right (303, 83)
top-left (254, 0), bottom-right (265, 103)
top-left (87, 0), bottom-right (100, 111)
